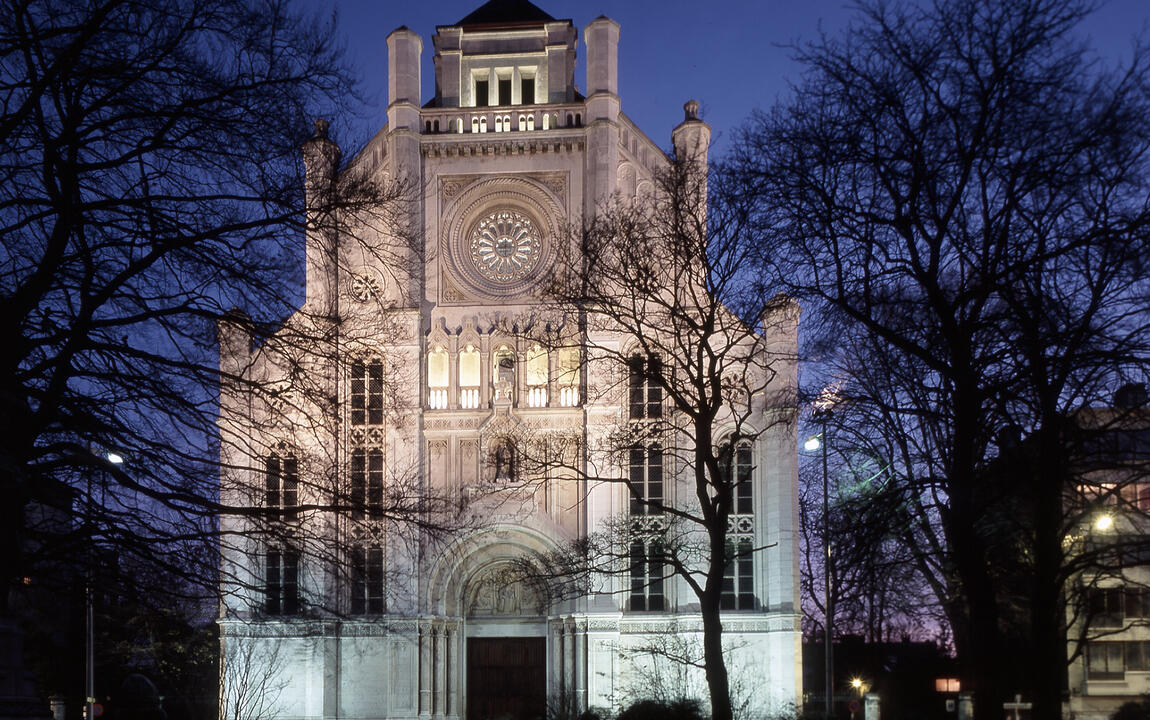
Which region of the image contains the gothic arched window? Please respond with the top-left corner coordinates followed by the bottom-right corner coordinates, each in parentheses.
top-left (628, 354), bottom-right (662, 420)
top-left (351, 358), bottom-right (384, 425)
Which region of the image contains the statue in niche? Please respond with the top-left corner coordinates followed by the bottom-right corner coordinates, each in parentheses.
top-left (493, 350), bottom-right (515, 402)
top-left (492, 440), bottom-right (515, 482)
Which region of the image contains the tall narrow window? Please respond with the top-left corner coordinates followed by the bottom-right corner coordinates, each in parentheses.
top-left (350, 447), bottom-right (384, 519)
top-left (521, 77), bottom-right (535, 105)
top-left (721, 440), bottom-right (755, 610)
top-left (351, 359), bottom-right (384, 425)
top-left (629, 355), bottom-right (662, 420)
top-left (498, 78), bottom-right (512, 106)
top-left (428, 347), bottom-right (449, 409)
top-left (630, 540), bottom-right (664, 611)
top-left (475, 80), bottom-right (489, 107)
top-left (558, 346), bottom-right (580, 406)
top-left (266, 451), bottom-right (298, 520)
top-left (460, 345), bottom-right (481, 409)
top-left (266, 547), bottom-right (299, 615)
top-left (721, 441), bottom-right (754, 515)
top-left (629, 443), bottom-right (665, 611)
top-left (351, 544), bottom-right (385, 615)
top-left (721, 538), bottom-right (755, 610)
top-left (629, 445), bottom-right (663, 515)
top-left (526, 345), bottom-right (548, 407)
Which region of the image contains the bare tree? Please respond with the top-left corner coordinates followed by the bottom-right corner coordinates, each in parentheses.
top-left (220, 631), bottom-right (288, 720)
top-left (732, 0), bottom-right (1150, 715)
top-left (0, 0), bottom-right (445, 710)
top-left (512, 144), bottom-right (800, 720)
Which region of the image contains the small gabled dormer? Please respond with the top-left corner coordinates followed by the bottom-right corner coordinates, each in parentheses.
top-left (430, 0), bottom-right (577, 109)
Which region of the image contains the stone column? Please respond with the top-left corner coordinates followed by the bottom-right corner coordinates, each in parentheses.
top-left (419, 620), bottom-right (432, 718)
top-left (574, 619), bottom-right (587, 712)
top-left (446, 622), bottom-right (459, 718)
top-left (433, 622), bottom-right (447, 719)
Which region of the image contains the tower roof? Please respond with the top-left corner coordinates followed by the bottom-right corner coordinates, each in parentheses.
top-left (454, 0), bottom-right (557, 28)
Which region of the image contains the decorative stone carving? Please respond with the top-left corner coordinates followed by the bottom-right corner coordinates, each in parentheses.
top-left (349, 273), bottom-right (381, 302)
top-left (469, 209), bottom-right (542, 283)
top-left (466, 565), bottom-right (544, 617)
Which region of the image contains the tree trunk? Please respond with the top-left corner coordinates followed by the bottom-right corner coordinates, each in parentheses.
top-left (700, 592), bottom-right (733, 720)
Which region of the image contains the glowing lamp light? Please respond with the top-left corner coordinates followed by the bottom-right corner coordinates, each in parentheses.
top-left (804, 435), bottom-right (822, 452)
top-left (851, 678), bottom-right (863, 690)
top-left (1095, 514), bottom-right (1114, 531)
top-left (105, 452), bottom-right (124, 465)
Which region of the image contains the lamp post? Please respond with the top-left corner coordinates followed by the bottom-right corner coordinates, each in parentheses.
top-left (86, 448), bottom-right (122, 720)
top-left (805, 415), bottom-right (833, 719)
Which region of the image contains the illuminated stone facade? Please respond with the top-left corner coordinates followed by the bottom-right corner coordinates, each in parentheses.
top-left (216, 2), bottom-right (802, 718)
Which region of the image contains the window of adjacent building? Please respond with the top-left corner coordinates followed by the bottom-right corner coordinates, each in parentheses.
top-left (629, 445), bottom-right (663, 515)
top-left (1088, 586), bottom-right (1150, 627)
top-left (266, 451), bottom-right (298, 520)
top-left (629, 354), bottom-right (663, 420)
top-left (1128, 641), bottom-right (1150, 671)
top-left (350, 447), bottom-right (383, 519)
top-left (428, 347), bottom-right (448, 409)
top-left (475, 79), bottom-right (489, 107)
top-left (558, 346), bottom-right (580, 406)
top-left (721, 537), bottom-right (755, 610)
top-left (521, 77), bottom-right (535, 105)
top-left (526, 345), bottom-right (548, 407)
top-left (351, 544), bottom-right (385, 615)
top-left (630, 539), bottom-right (665, 611)
top-left (460, 345), bottom-right (481, 409)
top-left (498, 78), bottom-right (512, 106)
top-left (266, 547), bottom-right (299, 615)
top-left (351, 359), bottom-right (384, 425)
top-left (1088, 642), bottom-right (1125, 679)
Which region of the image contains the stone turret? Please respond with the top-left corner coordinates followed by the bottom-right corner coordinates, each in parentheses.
top-left (672, 99), bottom-right (711, 167)
top-left (387, 26), bottom-right (422, 131)
top-left (387, 26), bottom-right (423, 304)
top-left (302, 119), bottom-right (341, 317)
top-left (583, 15), bottom-right (620, 212)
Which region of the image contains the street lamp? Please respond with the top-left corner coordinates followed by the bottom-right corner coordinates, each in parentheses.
top-left (86, 449), bottom-right (122, 720)
top-left (810, 382), bottom-right (840, 718)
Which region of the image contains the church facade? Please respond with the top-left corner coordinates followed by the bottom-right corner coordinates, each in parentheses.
top-left (217, 2), bottom-right (802, 719)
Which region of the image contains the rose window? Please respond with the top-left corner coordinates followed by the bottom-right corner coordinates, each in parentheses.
top-left (469, 209), bottom-right (542, 282)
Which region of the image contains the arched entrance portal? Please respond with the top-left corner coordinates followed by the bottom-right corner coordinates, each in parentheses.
top-left (464, 563), bottom-right (547, 720)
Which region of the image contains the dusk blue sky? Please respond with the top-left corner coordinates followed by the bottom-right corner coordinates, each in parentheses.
top-left (322, 0), bottom-right (1150, 157)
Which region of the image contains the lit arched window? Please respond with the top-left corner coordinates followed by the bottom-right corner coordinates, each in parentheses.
top-left (427, 346), bottom-right (448, 409)
top-left (558, 346), bottom-right (580, 406)
top-left (459, 345), bottom-right (480, 409)
top-left (526, 345), bottom-right (548, 407)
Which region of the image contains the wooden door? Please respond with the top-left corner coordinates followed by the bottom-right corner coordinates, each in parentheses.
top-left (466, 637), bottom-right (546, 720)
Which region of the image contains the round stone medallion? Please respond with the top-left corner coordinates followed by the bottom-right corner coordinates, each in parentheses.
top-left (468, 209), bottom-right (542, 283)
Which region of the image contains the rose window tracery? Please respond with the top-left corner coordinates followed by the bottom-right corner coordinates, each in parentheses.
top-left (469, 209), bottom-right (542, 283)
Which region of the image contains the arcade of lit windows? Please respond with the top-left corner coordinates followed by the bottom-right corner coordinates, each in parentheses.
top-left (426, 344), bottom-right (580, 410)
